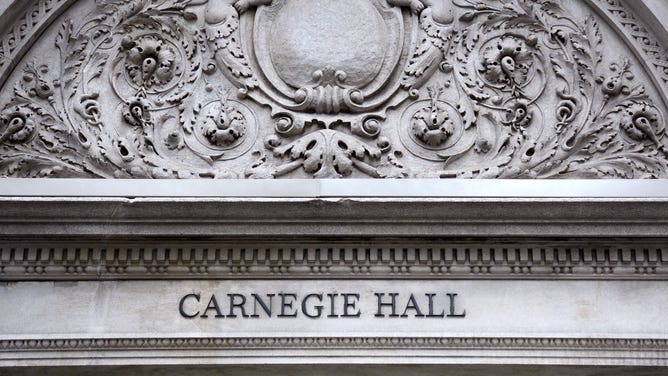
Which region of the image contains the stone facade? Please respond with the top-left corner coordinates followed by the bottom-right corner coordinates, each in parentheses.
top-left (0, 0), bottom-right (668, 178)
top-left (1, 1), bottom-right (668, 375)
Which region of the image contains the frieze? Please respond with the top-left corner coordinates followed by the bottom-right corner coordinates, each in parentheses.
top-left (0, 0), bottom-right (668, 179)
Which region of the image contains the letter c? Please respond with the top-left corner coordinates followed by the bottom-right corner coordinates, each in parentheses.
top-left (179, 293), bottom-right (201, 318)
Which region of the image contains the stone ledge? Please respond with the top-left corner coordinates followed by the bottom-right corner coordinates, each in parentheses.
top-left (0, 365), bottom-right (666, 376)
top-left (1, 197), bottom-right (668, 238)
top-left (3, 179), bottom-right (668, 198)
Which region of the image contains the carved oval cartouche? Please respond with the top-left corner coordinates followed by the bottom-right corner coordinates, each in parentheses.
top-left (268, 0), bottom-right (387, 89)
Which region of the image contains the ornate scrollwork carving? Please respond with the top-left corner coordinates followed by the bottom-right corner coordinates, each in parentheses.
top-left (0, 0), bottom-right (666, 178)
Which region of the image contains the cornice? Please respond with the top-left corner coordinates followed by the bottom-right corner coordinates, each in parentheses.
top-left (2, 197), bottom-right (668, 238)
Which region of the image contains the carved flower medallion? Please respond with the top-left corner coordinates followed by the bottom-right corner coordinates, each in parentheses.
top-left (203, 103), bottom-right (247, 147)
top-left (409, 86), bottom-right (455, 147)
top-left (399, 89), bottom-right (476, 161)
top-left (121, 35), bottom-right (182, 92)
top-left (480, 36), bottom-right (535, 90)
top-left (0, 106), bottom-right (36, 144)
top-left (618, 102), bottom-right (665, 146)
top-left (123, 35), bottom-right (178, 89)
top-left (122, 96), bottom-right (152, 128)
top-left (187, 96), bottom-right (258, 161)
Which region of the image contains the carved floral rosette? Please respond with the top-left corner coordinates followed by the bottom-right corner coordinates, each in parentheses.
top-left (0, 0), bottom-right (666, 178)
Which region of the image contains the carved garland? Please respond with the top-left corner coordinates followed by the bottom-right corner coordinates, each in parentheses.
top-left (0, 0), bottom-right (667, 178)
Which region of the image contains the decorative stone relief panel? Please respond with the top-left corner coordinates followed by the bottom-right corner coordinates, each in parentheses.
top-left (1, 0), bottom-right (667, 178)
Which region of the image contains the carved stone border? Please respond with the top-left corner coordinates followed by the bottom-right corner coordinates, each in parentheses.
top-left (1, 336), bottom-right (667, 366)
top-left (2, 242), bottom-right (667, 280)
top-left (588, 0), bottom-right (668, 105)
top-left (0, 0), bottom-right (77, 85)
top-left (1, 336), bottom-right (666, 351)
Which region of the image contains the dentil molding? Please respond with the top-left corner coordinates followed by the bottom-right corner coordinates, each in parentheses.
top-left (1, 241), bottom-right (668, 281)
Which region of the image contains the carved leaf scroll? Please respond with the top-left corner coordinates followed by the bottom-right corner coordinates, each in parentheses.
top-left (0, 0), bottom-right (666, 178)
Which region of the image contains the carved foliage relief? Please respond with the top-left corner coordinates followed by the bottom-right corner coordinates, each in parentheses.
top-left (0, 0), bottom-right (666, 178)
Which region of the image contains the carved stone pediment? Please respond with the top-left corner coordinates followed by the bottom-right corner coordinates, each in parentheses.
top-left (0, 0), bottom-right (667, 178)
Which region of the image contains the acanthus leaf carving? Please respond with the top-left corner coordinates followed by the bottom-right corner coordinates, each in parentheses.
top-left (0, 0), bottom-right (667, 179)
